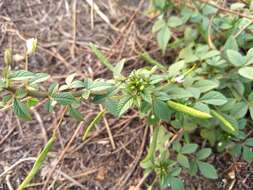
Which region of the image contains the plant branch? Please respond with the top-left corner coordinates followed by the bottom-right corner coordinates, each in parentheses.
top-left (5, 86), bottom-right (84, 99)
top-left (198, 0), bottom-right (253, 20)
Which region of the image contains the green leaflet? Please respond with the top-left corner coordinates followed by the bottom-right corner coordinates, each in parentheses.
top-left (177, 154), bottom-right (190, 168)
top-left (157, 26), bottom-right (171, 54)
top-left (196, 148), bottom-right (212, 160)
top-left (88, 80), bottom-right (114, 95)
top-left (140, 52), bottom-right (166, 71)
top-left (69, 106), bottom-right (84, 121)
top-left (53, 92), bottom-right (77, 105)
top-left (153, 99), bottom-right (171, 121)
top-left (89, 43), bottom-right (114, 71)
top-left (168, 177), bottom-right (185, 190)
top-left (29, 73), bottom-right (50, 85)
top-left (17, 135), bottom-right (56, 190)
top-left (224, 35), bottom-right (238, 51)
top-left (166, 87), bottom-right (194, 99)
top-left (242, 146), bottom-right (253, 162)
top-left (167, 16), bottom-right (184, 28)
top-left (13, 99), bottom-right (32, 121)
top-left (197, 161), bottom-right (218, 179)
top-left (200, 91), bottom-right (227, 106)
top-left (9, 70), bottom-right (34, 81)
top-left (116, 96), bottom-right (134, 117)
top-left (226, 49), bottom-right (245, 67)
top-left (238, 67), bottom-right (253, 80)
top-left (181, 143), bottom-right (198, 154)
top-left (168, 61), bottom-right (185, 77)
top-left (113, 59), bottom-right (125, 78)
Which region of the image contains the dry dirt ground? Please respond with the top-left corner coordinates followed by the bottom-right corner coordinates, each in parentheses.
top-left (0, 0), bottom-right (252, 190)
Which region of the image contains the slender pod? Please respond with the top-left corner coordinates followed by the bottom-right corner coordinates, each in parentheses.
top-left (210, 109), bottom-right (237, 135)
top-left (167, 100), bottom-right (212, 119)
top-left (17, 134), bottom-right (56, 190)
top-left (83, 110), bottom-right (105, 140)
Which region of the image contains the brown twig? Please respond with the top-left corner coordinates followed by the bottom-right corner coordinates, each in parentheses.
top-left (56, 169), bottom-right (86, 189)
top-left (208, 16), bottom-right (217, 50)
top-left (84, 0), bottom-right (119, 31)
top-left (166, 128), bottom-right (184, 149)
top-left (31, 108), bottom-right (48, 145)
top-left (108, 0), bottom-right (145, 59)
top-left (0, 157), bottom-right (37, 179)
top-left (52, 107), bottom-right (68, 134)
top-left (69, 114), bottom-right (138, 153)
top-left (134, 172), bottom-right (151, 190)
top-left (6, 174), bottom-right (14, 190)
top-left (71, 0), bottom-right (77, 59)
top-left (0, 126), bottom-right (16, 146)
top-left (51, 47), bottom-right (86, 78)
top-left (234, 19), bottom-right (253, 38)
top-left (115, 124), bottom-right (148, 189)
top-left (98, 130), bottom-right (141, 157)
top-left (99, 104), bottom-right (116, 150)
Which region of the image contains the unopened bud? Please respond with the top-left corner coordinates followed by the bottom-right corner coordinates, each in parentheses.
top-left (150, 114), bottom-right (155, 120)
top-left (218, 142), bottom-right (223, 147)
top-left (4, 48), bottom-right (12, 66)
top-left (52, 100), bottom-right (57, 106)
top-left (175, 75), bottom-right (184, 83)
top-left (26, 38), bottom-right (37, 55)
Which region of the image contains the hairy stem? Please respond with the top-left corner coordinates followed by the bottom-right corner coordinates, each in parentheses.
top-left (5, 86), bottom-right (84, 99)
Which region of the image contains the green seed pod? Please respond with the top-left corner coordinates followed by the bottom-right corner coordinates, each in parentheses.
top-left (210, 109), bottom-right (237, 135)
top-left (17, 134), bottom-right (56, 190)
top-left (167, 100), bottom-right (212, 119)
top-left (4, 48), bottom-right (12, 66)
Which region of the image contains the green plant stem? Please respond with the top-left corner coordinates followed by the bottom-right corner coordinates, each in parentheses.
top-left (24, 52), bottom-right (29, 88)
top-left (141, 125), bottom-right (159, 163)
top-left (184, 133), bottom-right (190, 144)
top-left (25, 52), bottom-right (28, 71)
top-left (5, 86), bottom-right (84, 99)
